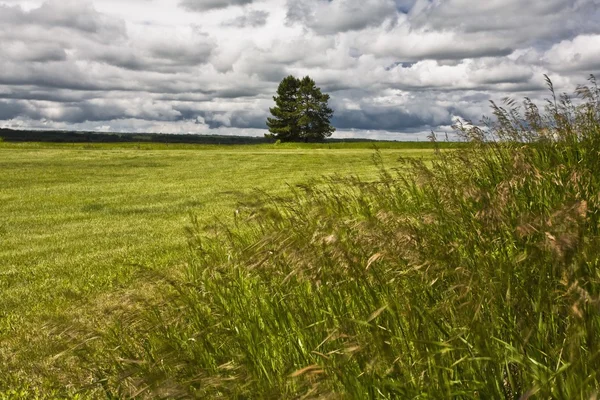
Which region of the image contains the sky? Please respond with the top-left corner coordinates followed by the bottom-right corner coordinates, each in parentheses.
top-left (0, 0), bottom-right (599, 140)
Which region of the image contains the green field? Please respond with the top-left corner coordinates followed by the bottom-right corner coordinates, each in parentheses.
top-left (0, 141), bottom-right (434, 394)
top-left (2, 82), bottom-right (600, 398)
top-left (2, 107), bottom-right (600, 398)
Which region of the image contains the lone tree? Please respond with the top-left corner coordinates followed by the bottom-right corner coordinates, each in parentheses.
top-left (267, 75), bottom-right (335, 142)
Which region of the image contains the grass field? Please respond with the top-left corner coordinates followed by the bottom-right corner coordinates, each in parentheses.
top-left (1, 80), bottom-right (600, 398)
top-left (0, 141), bottom-right (436, 395)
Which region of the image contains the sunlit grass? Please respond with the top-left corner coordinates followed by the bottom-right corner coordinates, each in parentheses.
top-left (4, 77), bottom-right (600, 398)
top-left (0, 143), bottom-right (432, 395)
top-left (76, 77), bottom-right (600, 398)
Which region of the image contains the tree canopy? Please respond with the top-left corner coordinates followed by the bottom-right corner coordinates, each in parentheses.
top-left (266, 76), bottom-right (335, 142)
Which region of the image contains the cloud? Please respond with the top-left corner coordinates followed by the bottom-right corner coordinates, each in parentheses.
top-left (332, 107), bottom-right (438, 131)
top-left (0, 0), bottom-right (126, 41)
top-left (0, 87), bottom-right (98, 103)
top-left (179, 0), bottom-right (254, 12)
top-left (286, 0), bottom-right (397, 34)
top-left (409, 0), bottom-right (600, 47)
top-left (1, 0), bottom-right (599, 139)
top-left (542, 35), bottom-right (600, 74)
top-left (353, 21), bottom-right (515, 62)
top-left (222, 10), bottom-right (269, 28)
top-left (0, 100), bottom-right (33, 120)
top-left (329, 88), bottom-right (455, 131)
top-left (394, 0), bottom-right (417, 13)
top-left (2, 41), bottom-right (67, 63)
top-left (198, 110), bottom-right (268, 129)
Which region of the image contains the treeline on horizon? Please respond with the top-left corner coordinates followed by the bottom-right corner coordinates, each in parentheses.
top-left (0, 128), bottom-right (455, 148)
top-left (0, 128), bottom-right (272, 145)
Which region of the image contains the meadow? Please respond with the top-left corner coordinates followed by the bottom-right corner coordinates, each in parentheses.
top-left (1, 78), bottom-right (600, 399)
top-left (0, 141), bottom-right (437, 397)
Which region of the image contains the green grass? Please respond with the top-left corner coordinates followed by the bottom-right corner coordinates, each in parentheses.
top-left (3, 77), bottom-right (600, 399)
top-left (0, 142), bottom-right (434, 395)
top-left (66, 77), bottom-right (600, 398)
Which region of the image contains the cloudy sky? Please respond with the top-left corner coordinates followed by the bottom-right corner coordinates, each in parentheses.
top-left (1, 0), bottom-right (599, 139)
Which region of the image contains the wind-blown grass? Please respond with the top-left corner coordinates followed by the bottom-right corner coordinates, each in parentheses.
top-left (0, 144), bottom-right (431, 396)
top-left (86, 77), bottom-right (600, 398)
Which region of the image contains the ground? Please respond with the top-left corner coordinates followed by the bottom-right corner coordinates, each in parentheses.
top-left (0, 141), bottom-right (435, 393)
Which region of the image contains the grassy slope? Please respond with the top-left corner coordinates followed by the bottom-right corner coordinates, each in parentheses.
top-left (0, 142), bottom-right (433, 394)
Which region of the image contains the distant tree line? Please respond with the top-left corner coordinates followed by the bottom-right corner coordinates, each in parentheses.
top-left (0, 129), bottom-right (271, 145)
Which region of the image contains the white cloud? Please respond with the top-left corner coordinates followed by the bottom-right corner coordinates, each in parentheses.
top-left (543, 35), bottom-right (600, 73)
top-left (286, 0), bottom-right (397, 34)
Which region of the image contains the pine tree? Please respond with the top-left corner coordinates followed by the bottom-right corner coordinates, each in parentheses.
top-left (266, 76), bottom-right (301, 141)
top-left (297, 76), bottom-right (335, 141)
top-left (267, 75), bottom-right (335, 142)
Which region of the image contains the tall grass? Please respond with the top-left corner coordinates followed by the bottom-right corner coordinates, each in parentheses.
top-left (87, 77), bottom-right (600, 398)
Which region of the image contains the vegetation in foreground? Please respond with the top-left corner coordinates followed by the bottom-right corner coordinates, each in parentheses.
top-left (0, 143), bottom-right (431, 396)
top-left (80, 78), bottom-right (600, 398)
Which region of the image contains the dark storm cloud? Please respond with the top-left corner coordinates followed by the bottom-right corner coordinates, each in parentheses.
top-left (173, 106), bottom-right (268, 129)
top-left (0, 88), bottom-right (98, 103)
top-left (0, 98), bottom-right (183, 124)
top-left (54, 103), bottom-right (129, 123)
top-left (57, 101), bottom-right (181, 124)
top-left (179, 0), bottom-right (254, 12)
top-left (229, 110), bottom-right (269, 129)
top-left (408, 47), bottom-right (514, 63)
top-left (332, 107), bottom-right (450, 131)
top-left (221, 111), bottom-right (267, 129)
top-left (0, 100), bottom-right (31, 120)
top-left (0, 61), bottom-right (135, 92)
top-left (394, 0), bottom-right (416, 13)
top-left (476, 71), bottom-right (534, 85)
